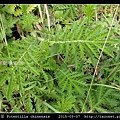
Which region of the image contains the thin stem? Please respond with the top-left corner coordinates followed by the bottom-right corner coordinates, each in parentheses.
top-left (44, 4), bottom-right (50, 31)
top-left (81, 4), bottom-right (119, 113)
top-left (0, 14), bottom-right (13, 66)
top-left (38, 4), bottom-right (43, 23)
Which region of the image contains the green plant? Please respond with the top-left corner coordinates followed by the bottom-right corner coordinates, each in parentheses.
top-left (0, 4), bottom-right (120, 113)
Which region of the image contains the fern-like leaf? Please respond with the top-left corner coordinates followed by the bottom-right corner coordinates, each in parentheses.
top-left (54, 95), bottom-right (76, 112)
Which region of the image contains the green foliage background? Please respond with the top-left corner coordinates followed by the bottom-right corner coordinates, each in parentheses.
top-left (0, 4), bottom-right (120, 113)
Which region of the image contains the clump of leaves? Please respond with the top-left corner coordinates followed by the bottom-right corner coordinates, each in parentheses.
top-left (54, 95), bottom-right (76, 112)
